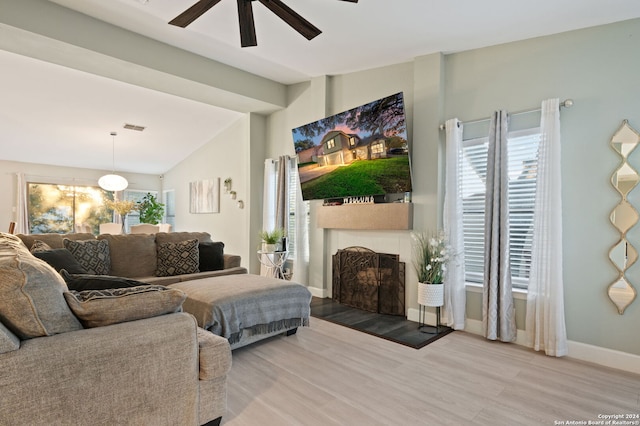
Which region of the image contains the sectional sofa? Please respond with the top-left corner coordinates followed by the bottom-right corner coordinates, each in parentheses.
top-left (16, 231), bottom-right (312, 349)
top-left (0, 232), bottom-right (232, 425)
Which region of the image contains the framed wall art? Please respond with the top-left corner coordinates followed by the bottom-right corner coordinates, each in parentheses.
top-left (189, 178), bottom-right (220, 213)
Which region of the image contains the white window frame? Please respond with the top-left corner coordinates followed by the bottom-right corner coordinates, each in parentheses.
top-left (460, 127), bottom-right (541, 290)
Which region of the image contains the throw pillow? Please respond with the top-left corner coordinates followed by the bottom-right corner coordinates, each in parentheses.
top-left (156, 239), bottom-right (199, 277)
top-left (60, 269), bottom-right (148, 291)
top-left (30, 240), bottom-right (53, 253)
top-left (32, 248), bottom-right (89, 274)
top-left (0, 235), bottom-right (83, 339)
top-left (63, 238), bottom-right (110, 275)
top-left (0, 321), bottom-right (20, 354)
top-left (198, 241), bottom-right (225, 271)
top-left (63, 286), bottom-right (187, 328)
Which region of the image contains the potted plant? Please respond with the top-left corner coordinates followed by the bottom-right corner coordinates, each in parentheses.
top-left (412, 230), bottom-right (450, 307)
top-left (136, 193), bottom-right (165, 225)
top-left (258, 228), bottom-right (285, 253)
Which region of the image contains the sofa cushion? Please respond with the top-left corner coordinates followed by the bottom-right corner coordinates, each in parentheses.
top-left (0, 233), bottom-right (83, 339)
top-left (64, 285), bottom-right (187, 328)
top-left (199, 242), bottom-right (225, 271)
top-left (0, 320), bottom-right (20, 354)
top-left (16, 233), bottom-right (95, 250)
top-left (60, 269), bottom-right (148, 291)
top-left (155, 232), bottom-right (212, 244)
top-left (32, 248), bottom-right (89, 274)
top-left (63, 238), bottom-right (110, 275)
top-left (156, 239), bottom-right (199, 277)
top-left (97, 234), bottom-right (157, 278)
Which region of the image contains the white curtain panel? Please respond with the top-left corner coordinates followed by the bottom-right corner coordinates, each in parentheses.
top-left (483, 110), bottom-right (517, 342)
top-left (525, 98), bottom-right (568, 356)
top-left (261, 159), bottom-right (278, 276)
top-left (443, 118), bottom-right (466, 330)
top-left (16, 173), bottom-right (29, 234)
top-left (262, 159), bottom-right (278, 233)
top-left (291, 157), bottom-right (310, 285)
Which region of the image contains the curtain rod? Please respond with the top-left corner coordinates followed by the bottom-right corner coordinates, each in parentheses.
top-left (438, 99), bottom-right (574, 131)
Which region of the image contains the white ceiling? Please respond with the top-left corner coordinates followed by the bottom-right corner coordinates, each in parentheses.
top-left (3, 0), bottom-right (640, 174)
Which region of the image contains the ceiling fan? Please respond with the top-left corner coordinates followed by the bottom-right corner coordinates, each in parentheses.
top-left (169, 0), bottom-right (358, 48)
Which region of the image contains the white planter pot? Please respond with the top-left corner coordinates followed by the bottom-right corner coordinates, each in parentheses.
top-left (417, 282), bottom-right (444, 307)
top-left (262, 243), bottom-right (276, 253)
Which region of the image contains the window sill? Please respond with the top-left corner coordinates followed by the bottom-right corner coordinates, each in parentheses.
top-left (465, 282), bottom-right (528, 300)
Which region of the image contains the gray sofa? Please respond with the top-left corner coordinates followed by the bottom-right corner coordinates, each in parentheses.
top-left (16, 231), bottom-right (247, 284)
top-left (0, 233), bottom-right (232, 426)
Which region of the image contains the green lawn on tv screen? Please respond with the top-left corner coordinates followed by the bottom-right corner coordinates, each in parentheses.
top-left (301, 156), bottom-right (411, 200)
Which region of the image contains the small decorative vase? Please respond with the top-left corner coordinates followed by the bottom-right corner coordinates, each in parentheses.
top-left (121, 214), bottom-right (127, 234)
top-left (417, 282), bottom-right (444, 307)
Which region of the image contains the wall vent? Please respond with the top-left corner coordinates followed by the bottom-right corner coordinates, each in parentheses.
top-left (123, 123), bottom-right (146, 131)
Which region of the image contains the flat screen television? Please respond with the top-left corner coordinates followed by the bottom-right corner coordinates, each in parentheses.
top-left (291, 92), bottom-right (412, 202)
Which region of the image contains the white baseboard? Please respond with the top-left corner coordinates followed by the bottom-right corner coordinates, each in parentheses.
top-left (338, 305), bottom-right (640, 375)
top-left (307, 287), bottom-right (328, 298)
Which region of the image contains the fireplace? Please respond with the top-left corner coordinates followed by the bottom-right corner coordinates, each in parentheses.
top-left (332, 247), bottom-right (405, 316)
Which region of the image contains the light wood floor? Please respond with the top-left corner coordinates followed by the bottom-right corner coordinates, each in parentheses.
top-left (223, 318), bottom-right (640, 425)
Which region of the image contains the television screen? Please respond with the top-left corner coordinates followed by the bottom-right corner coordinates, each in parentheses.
top-left (292, 92), bottom-right (412, 202)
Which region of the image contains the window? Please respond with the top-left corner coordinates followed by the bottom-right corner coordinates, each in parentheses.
top-left (460, 129), bottom-right (540, 289)
top-left (27, 183), bottom-right (112, 234)
top-left (371, 141), bottom-right (384, 154)
top-left (163, 189), bottom-right (176, 230)
top-left (326, 139), bottom-right (335, 150)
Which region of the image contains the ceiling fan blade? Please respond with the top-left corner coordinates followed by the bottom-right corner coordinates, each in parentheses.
top-left (338, 0), bottom-right (358, 2)
top-left (258, 0), bottom-right (322, 41)
top-left (237, 0), bottom-right (257, 47)
top-left (169, 0), bottom-right (223, 28)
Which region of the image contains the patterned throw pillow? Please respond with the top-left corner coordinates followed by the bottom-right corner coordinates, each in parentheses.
top-left (64, 285), bottom-right (186, 328)
top-left (30, 240), bottom-right (53, 253)
top-left (156, 239), bottom-right (199, 277)
top-left (63, 239), bottom-right (111, 275)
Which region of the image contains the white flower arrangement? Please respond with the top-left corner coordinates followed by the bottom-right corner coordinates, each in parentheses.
top-left (412, 230), bottom-right (451, 284)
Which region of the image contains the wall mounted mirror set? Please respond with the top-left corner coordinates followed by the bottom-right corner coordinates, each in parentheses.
top-left (608, 119), bottom-right (639, 314)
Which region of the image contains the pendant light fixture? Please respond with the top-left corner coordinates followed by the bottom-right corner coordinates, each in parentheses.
top-left (98, 131), bottom-right (128, 191)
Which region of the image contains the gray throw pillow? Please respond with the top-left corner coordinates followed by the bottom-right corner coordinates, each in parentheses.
top-left (63, 238), bottom-right (110, 275)
top-left (156, 239), bottom-right (199, 277)
top-left (0, 235), bottom-right (83, 339)
top-left (0, 321), bottom-right (20, 353)
top-left (64, 285), bottom-right (186, 328)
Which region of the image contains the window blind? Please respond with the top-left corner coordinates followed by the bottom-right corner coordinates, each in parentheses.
top-left (460, 129), bottom-right (540, 289)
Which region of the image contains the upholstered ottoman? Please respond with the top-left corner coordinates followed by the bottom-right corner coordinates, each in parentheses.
top-left (169, 274), bottom-right (312, 349)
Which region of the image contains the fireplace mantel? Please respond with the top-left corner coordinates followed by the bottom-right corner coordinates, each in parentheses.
top-left (317, 203), bottom-right (413, 230)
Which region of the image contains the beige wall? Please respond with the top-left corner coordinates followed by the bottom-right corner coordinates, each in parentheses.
top-left (161, 116), bottom-right (252, 270)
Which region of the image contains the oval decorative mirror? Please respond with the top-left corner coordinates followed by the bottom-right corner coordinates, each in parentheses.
top-left (608, 119), bottom-right (639, 314)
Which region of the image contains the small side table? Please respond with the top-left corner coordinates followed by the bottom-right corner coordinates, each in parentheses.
top-left (257, 250), bottom-right (289, 279)
top-left (418, 304), bottom-right (442, 334)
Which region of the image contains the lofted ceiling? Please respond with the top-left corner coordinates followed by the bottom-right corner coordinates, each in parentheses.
top-left (2, 0), bottom-right (640, 175)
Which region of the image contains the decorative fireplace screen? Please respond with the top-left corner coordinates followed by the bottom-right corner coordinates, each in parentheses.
top-left (332, 247), bottom-right (405, 316)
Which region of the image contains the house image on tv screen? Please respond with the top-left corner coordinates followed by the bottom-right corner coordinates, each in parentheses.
top-left (292, 92), bottom-right (412, 201)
